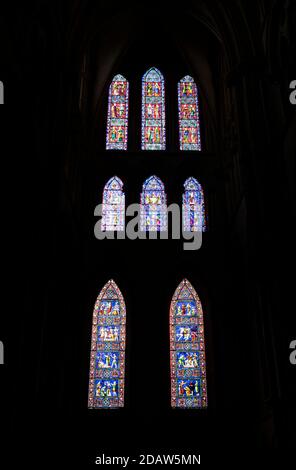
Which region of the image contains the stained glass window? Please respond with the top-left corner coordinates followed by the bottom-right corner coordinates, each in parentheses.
top-left (106, 74), bottom-right (129, 150)
top-left (88, 280), bottom-right (126, 409)
top-left (178, 76), bottom-right (201, 151)
top-left (170, 279), bottom-right (207, 408)
top-left (140, 176), bottom-right (167, 231)
top-left (142, 68), bottom-right (166, 150)
top-left (102, 176), bottom-right (125, 231)
top-left (183, 177), bottom-right (206, 232)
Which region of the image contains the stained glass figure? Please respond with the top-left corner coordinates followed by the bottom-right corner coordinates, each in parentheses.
top-left (102, 176), bottom-right (125, 231)
top-left (106, 74), bottom-right (129, 150)
top-left (183, 177), bottom-right (206, 232)
top-left (140, 176), bottom-right (167, 231)
top-left (170, 279), bottom-right (207, 408)
top-left (178, 76), bottom-right (201, 151)
top-left (88, 280), bottom-right (126, 408)
top-left (142, 68), bottom-right (166, 150)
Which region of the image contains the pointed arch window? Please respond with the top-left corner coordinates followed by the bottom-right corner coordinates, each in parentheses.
top-left (102, 176), bottom-right (125, 231)
top-left (170, 279), bottom-right (208, 408)
top-left (88, 280), bottom-right (126, 409)
top-left (106, 74), bottom-right (129, 150)
top-left (142, 68), bottom-right (166, 150)
top-left (140, 176), bottom-right (167, 231)
top-left (178, 76), bottom-right (201, 151)
top-left (183, 177), bottom-right (206, 232)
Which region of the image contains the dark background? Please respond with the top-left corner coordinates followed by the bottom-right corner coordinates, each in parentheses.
top-left (0, 0), bottom-right (295, 465)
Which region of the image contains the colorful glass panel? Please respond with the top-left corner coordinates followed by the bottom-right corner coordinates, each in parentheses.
top-left (88, 280), bottom-right (126, 408)
top-left (102, 176), bottom-right (125, 231)
top-left (183, 177), bottom-right (206, 232)
top-left (170, 279), bottom-right (207, 408)
top-left (140, 176), bottom-right (167, 231)
top-left (178, 76), bottom-right (201, 151)
top-left (106, 74), bottom-right (129, 150)
top-left (142, 68), bottom-right (166, 150)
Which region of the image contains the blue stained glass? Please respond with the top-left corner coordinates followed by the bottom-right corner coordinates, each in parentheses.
top-left (175, 325), bottom-right (198, 342)
top-left (96, 352), bottom-right (120, 369)
top-left (140, 176), bottom-right (167, 231)
top-left (88, 280), bottom-right (126, 409)
top-left (175, 300), bottom-right (198, 317)
top-left (177, 378), bottom-right (201, 397)
top-left (142, 68), bottom-right (166, 150)
top-left (102, 176), bottom-right (125, 231)
top-left (94, 379), bottom-right (119, 398)
top-left (183, 177), bottom-right (206, 232)
top-left (178, 76), bottom-right (201, 151)
top-left (106, 75), bottom-right (129, 150)
top-left (176, 352), bottom-right (200, 369)
top-left (170, 279), bottom-right (208, 408)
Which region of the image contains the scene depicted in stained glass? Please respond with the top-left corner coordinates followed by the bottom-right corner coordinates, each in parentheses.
top-left (88, 280), bottom-right (126, 408)
top-left (140, 176), bottom-right (167, 231)
top-left (183, 177), bottom-right (206, 232)
top-left (170, 279), bottom-right (207, 408)
top-left (101, 176), bottom-right (125, 231)
top-left (142, 68), bottom-right (166, 150)
top-left (106, 74), bottom-right (129, 150)
top-left (178, 76), bottom-right (201, 151)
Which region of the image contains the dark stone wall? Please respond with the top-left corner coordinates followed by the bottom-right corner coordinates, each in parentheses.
top-left (1, 0), bottom-right (295, 463)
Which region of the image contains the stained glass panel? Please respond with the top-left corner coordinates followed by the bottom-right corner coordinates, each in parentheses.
top-left (106, 74), bottom-right (129, 150)
top-left (178, 76), bottom-right (201, 151)
top-left (140, 176), bottom-right (167, 231)
top-left (183, 177), bottom-right (206, 232)
top-left (88, 280), bottom-right (126, 409)
top-left (102, 176), bottom-right (125, 231)
top-left (170, 279), bottom-right (207, 408)
top-left (142, 68), bottom-right (166, 150)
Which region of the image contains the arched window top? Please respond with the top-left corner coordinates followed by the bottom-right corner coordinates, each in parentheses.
top-left (180, 75), bottom-right (194, 84)
top-left (142, 67), bottom-right (166, 150)
top-left (170, 279), bottom-right (207, 409)
top-left (178, 75), bottom-right (201, 151)
top-left (184, 177), bottom-right (202, 192)
top-left (106, 74), bottom-right (129, 151)
top-left (104, 176), bottom-right (124, 192)
top-left (88, 279), bottom-right (126, 409)
top-left (112, 73), bottom-right (127, 82)
top-left (143, 67), bottom-right (164, 81)
top-left (95, 279), bottom-right (126, 314)
top-left (170, 278), bottom-right (202, 308)
top-left (142, 175), bottom-right (165, 192)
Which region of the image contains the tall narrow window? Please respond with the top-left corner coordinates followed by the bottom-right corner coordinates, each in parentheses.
top-left (178, 76), bottom-right (201, 151)
top-left (106, 74), bottom-right (129, 150)
top-left (140, 176), bottom-right (167, 231)
top-left (88, 280), bottom-right (126, 409)
top-left (102, 176), bottom-right (125, 231)
top-left (183, 177), bottom-right (206, 232)
top-left (170, 279), bottom-right (208, 408)
top-left (142, 68), bottom-right (166, 150)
